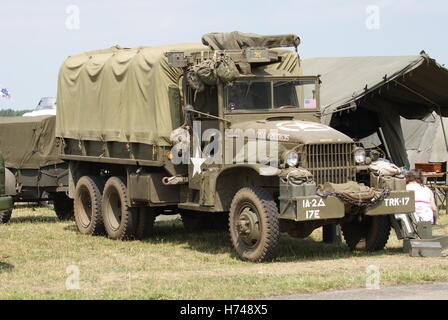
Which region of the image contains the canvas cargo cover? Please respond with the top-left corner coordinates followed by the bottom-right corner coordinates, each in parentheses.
top-left (56, 41), bottom-right (301, 146)
top-left (0, 115), bottom-right (63, 169)
top-left (56, 43), bottom-right (209, 146)
top-left (202, 31), bottom-right (300, 50)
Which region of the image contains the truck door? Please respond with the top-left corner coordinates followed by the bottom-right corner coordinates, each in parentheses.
top-left (186, 86), bottom-right (221, 187)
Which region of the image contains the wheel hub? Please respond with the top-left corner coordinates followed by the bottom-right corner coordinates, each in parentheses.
top-left (237, 207), bottom-right (261, 247)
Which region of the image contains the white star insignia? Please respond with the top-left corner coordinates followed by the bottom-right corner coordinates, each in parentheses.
top-left (190, 148), bottom-right (206, 177)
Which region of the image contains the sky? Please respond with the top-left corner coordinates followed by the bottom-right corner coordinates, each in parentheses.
top-left (0, 0), bottom-right (447, 109)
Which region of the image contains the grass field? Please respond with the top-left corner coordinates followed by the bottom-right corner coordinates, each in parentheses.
top-left (0, 204), bottom-right (447, 300)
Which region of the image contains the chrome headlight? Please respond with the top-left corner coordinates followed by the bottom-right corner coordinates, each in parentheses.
top-left (285, 151), bottom-right (299, 167)
top-left (354, 147), bottom-right (366, 164)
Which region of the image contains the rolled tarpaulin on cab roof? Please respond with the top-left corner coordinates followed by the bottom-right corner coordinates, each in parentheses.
top-left (202, 31), bottom-right (301, 50)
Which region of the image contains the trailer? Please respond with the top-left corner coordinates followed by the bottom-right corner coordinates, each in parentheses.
top-left (0, 115), bottom-right (72, 222)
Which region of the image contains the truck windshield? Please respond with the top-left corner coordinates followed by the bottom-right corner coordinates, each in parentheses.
top-left (226, 79), bottom-right (317, 112)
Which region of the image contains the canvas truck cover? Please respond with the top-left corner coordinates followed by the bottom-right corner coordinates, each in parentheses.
top-left (56, 43), bottom-right (209, 146)
top-left (56, 41), bottom-right (301, 147)
top-left (0, 115), bottom-right (62, 169)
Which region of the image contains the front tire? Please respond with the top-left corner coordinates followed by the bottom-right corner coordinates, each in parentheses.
top-left (102, 177), bottom-right (138, 241)
top-left (229, 187), bottom-right (280, 262)
top-left (342, 215), bottom-right (391, 251)
top-left (74, 176), bottom-right (105, 235)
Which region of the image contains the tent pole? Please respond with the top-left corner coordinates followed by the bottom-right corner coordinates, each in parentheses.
top-left (378, 127), bottom-right (393, 162)
top-left (392, 80), bottom-right (448, 152)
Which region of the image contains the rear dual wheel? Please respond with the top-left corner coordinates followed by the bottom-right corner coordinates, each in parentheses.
top-left (75, 175), bottom-right (155, 240)
top-left (74, 176), bottom-right (105, 236)
top-left (102, 177), bottom-right (138, 241)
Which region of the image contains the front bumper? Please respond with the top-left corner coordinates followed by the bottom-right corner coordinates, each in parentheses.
top-left (279, 190), bottom-right (415, 222)
top-left (0, 195), bottom-right (13, 211)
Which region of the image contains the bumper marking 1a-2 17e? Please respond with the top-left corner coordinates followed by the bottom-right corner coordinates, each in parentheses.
top-left (279, 196), bottom-right (345, 222)
top-left (279, 191), bottom-right (416, 221)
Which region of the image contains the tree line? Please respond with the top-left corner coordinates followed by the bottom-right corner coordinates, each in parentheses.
top-left (0, 109), bottom-right (33, 117)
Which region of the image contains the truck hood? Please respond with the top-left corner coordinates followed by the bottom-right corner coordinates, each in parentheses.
top-left (230, 119), bottom-right (353, 144)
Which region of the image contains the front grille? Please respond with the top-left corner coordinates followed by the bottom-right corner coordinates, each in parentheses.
top-left (304, 143), bottom-right (355, 184)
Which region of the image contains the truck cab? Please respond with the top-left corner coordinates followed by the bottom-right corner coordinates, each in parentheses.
top-left (168, 47), bottom-right (415, 262)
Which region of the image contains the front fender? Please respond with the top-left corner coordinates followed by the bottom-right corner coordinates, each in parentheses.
top-left (220, 164), bottom-right (281, 177)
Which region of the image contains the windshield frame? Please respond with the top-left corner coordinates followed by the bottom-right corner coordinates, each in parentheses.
top-left (224, 75), bottom-right (320, 114)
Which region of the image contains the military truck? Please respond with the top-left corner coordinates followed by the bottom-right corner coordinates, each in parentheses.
top-left (0, 152), bottom-right (13, 223)
top-left (56, 32), bottom-right (415, 262)
top-left (0, 115), bottom-right (73, 223)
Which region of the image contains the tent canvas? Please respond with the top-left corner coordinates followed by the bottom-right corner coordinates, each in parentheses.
top-left (401, 114), bottom-right (448, 168)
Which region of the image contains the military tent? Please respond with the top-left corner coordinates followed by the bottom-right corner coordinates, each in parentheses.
top-left (302, 53), bottom-right (448, 168)
top-left (401, 114), bottom-right (448, 168)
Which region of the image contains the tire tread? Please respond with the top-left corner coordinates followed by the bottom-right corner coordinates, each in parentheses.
top-left (229, 187), bottom-right (280, 262)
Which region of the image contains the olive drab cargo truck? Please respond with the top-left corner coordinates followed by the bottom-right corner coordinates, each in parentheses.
top-left (56, 32), bottom-right (415, 262)
top-left (0, 116), bottom-right (73, 223)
